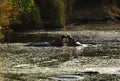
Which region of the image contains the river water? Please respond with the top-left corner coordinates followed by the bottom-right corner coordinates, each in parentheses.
top-left (0, 25), bottom-right (120, 81)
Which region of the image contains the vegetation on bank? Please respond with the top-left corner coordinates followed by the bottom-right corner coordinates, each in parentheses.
top-left (10, 0), bottom-right (42, 30)
top-left (0, 0), bottom-right (120, 41)
top-left (35, 0), bottom-right (65, 29)
top-left (0, 0), bottom-right (20, 41)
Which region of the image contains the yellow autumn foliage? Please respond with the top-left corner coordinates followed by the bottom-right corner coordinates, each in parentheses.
top-left (0, 0), bottom-right (20, 40)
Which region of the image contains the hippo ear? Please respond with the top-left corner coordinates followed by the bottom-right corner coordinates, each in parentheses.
top-left (66, 33), bottom-right (73, 39)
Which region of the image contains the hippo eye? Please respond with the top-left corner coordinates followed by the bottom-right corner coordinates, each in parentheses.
top-left (62, 38), bottom-right (69, 46)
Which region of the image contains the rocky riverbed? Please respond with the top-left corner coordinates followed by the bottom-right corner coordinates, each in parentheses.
top-left (0, 30), bottom-right (120, 81)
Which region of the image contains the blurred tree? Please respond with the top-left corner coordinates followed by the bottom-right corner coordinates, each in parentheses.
top-left (35, 0), bottom-right (65, 29)
top-left (63, 0), bottom-right (75, 24)
top-left (11, 0), bottom-right (42, 31)
top-left (0, 0), bottom-right (19, 41)
top-left (102, 0), bottom-right (120, 20)
top-left (69, 0), bottom-right (120, 23)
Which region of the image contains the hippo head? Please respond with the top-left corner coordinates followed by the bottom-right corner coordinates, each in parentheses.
top-left (61, 34), bottom-right (73, 46)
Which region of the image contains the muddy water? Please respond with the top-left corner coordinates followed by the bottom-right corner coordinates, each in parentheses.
top-left (0, 30), bottom-right (120, 81)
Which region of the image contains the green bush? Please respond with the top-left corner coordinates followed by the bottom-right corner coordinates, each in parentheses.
top-left (11, 0), bottom-right (42, 30)
top-left (36, 0), bottom-right (65, 29)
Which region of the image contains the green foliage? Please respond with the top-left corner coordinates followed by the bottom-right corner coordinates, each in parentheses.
top-left (0, 0), bottom-right (16, 41)
top-left (11, 0), bottom-right (42, 30)
top-left (11, 0), bottom-right (34, 13)
top-left (37, 0), bottom-right (65, 29)
top-left (0, 0), bottom-right (14, 28)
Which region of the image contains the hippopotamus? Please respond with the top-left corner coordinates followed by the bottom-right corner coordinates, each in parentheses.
top-left (50, 34), bottom-right (81, 46)
top-left (26, 34), bottom-right (81, 47)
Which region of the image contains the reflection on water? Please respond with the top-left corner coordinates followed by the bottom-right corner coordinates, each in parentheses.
top-left (1, 30), bottom-right (120, 81)
top-left (51, 75), bottom-right (85, 81)
top-left (0, 56), bottom-right (5, 81)
top-left (0, 43), bottom-right (120, 81)
top-left (11, 33), bottom-right (58, 43)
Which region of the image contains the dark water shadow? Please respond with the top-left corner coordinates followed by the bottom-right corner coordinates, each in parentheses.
top-left (25, 42), bottom-right (50, 47)
top-left (11, 33), bottom-right (58, 43)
